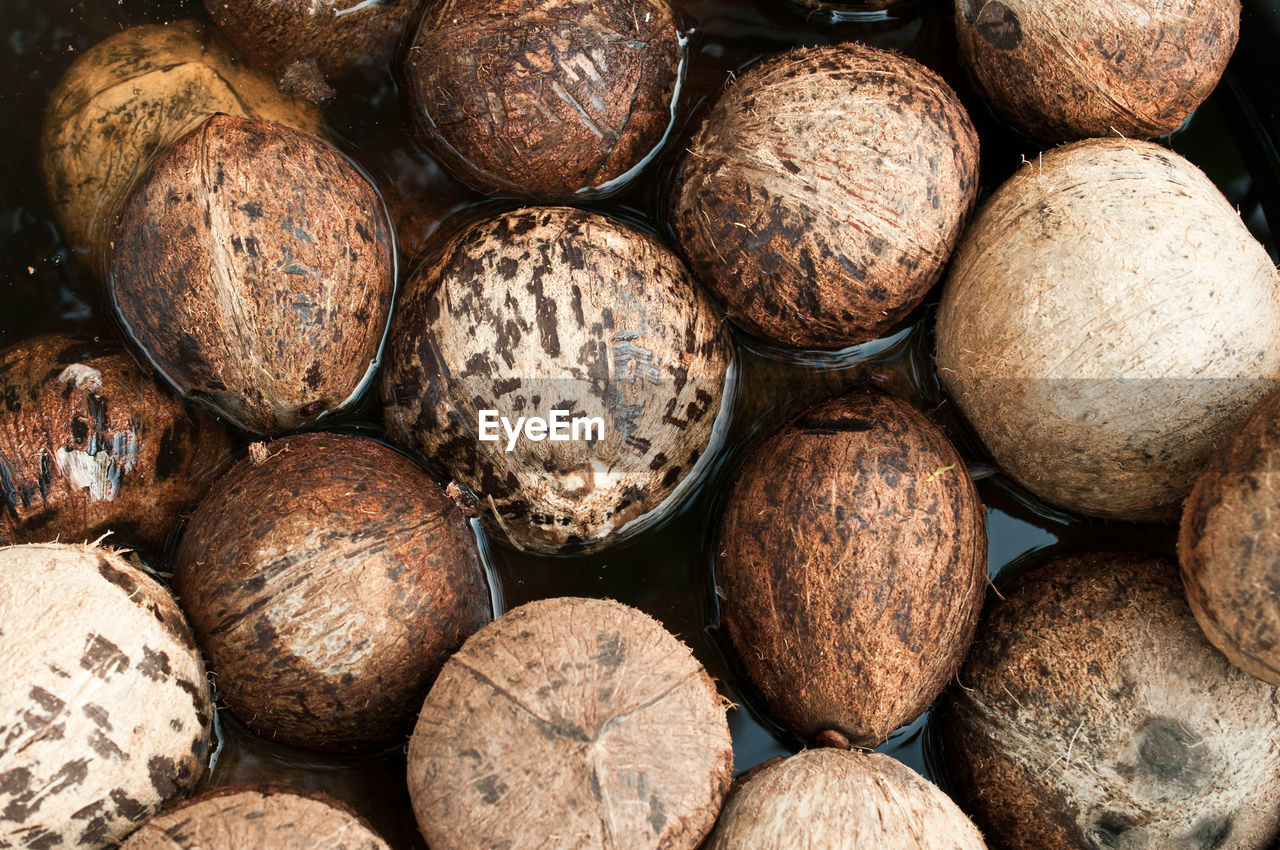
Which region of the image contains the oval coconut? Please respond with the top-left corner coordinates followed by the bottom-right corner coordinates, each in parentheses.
top-left (407, 596), bottom-right (733, 850)
top-left (939, 551), bottom-right (1280, 850)
top-left (379, 206), bottom-right (731, 554)
top-left (936, 138), bottom-right (1280, 522)
top-left (173, 432), bottom-right (491, 752)
top-left (671, 42), bottom-right (979, 350)
top-left (0, 333), bottom-right (233, 551)
top-left (110, 113), bottom-right (396, 436)
top-left (0, 543), bottom-right (213, 850)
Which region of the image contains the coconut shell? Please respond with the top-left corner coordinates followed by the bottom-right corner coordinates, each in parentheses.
top-left (954, 0), bottom-right (1240, 142)
top-left (939, 552), bottom-right (1280, 850)
top-left (407, 596), bottom-right (733, 850)
top-left (671, 42), bottom-right (979, 350)
top-left (110, 113), bottom-right (396, 436)
top-left (0, 543), bottom-right (213, 850)
top-left (935, 139), bottom-right (1280, 522)
top-left (705, 748), bottom-right (987, 849)
top-left (716, 390), bottom-right (985, 746)
top-left (404, 0), bottom-right (682, 198)
top-left (0, 333), bottom-right (233, 551)
top-left (40, 20), bottom-right (322, 271)
top-left (379, 206), bottom-right (730, 554)
top-left (172, 432), bottom-right (491, 752)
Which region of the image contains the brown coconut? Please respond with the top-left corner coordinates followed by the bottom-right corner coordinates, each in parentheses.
top-left (954, 0), bottom-right (1240, 142)
top-left (41, 20), bottom-right (322, 271)
top-left (404, 0), bottom-right (683, 198)
top-left (407, 596), bottom-right (733, 850)
top-left (716, 390), bottom-right (986, 746)
top-left (0, 333), bottom-right (233, 550)
top-left (939, 552), bottom-right (1280, 850)
top-left (110, 113), bottom-right (396, 436)
top-left (671, 42), bottom-right (979, 350)
top-left (935, 139), bottom-right (1280, 522)
top-left (705, 748), bottom-right (987, 849)
top-left (0, 542), bottom-right (213, 850)
top-left (379, 206), bottom-right (731, 553)
top-left (172, 432), bottom-right (491, 752)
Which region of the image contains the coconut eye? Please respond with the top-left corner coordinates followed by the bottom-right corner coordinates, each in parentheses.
top-left (298, 400), bottom-right (328, 419)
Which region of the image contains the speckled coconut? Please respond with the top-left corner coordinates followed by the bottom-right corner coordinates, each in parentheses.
top-left (41, 20), bottom-right (321, 270)
top-left (0, 543), bottom-right (213, 850)
top-left (110, 113), bottom-right (395, 436)
top-left (173, 432), bottom-right (491, 752)
top-left (404, 0), bottom-right (682, 198)
top-left (716, 390), bottom-right (986, 746)
top-left (940, 552), bottom-right (1280, 850)
top-left (407, 597), bottom-right (733, 850)
top-left (0, 333), bottom-right (233, 551)
top-left (379, 206), bottom-right (731, 554)
top-left (671, 42), bottom-right (979, 350)
top-left (955, 0), bottom-right (1240, 141)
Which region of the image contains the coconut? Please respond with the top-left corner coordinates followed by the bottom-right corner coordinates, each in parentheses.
top-left (954, 0), bottom-right (1240, 142)
top-left (939, 551), bottom-right (1280, 850)
top-left (936, 138), bottom-right (1280, 522)
top-left (0, 543), bottom-right (213, 850)
top-left (403, 0), bottom-right (683, 198)
top-left (705, 748), bottom-right (987, 849)
top-left (0, 333), bottom-right (233, 551)
top-left (110, 113), bottom-right (396, 436)
top-left (671, 42), bottom-right (979, 350)
top-left (407, 596), bottom-right (733, 850)
top-left (379, 206), bottom-right (731, 554)
top-left (716, 390), bottom-right (985, 746)
top-left (172, 432), bottom-right (491, 752)
top-left (40, 21), bottom-right (322, 272)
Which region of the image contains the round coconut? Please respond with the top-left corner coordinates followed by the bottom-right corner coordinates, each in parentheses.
top-left (41, 20), bottom-right (322, 271)
top-left (954, 0), bottom-right (1240, 142)
top-left (404, 0), bottom-right (683, 198)
top-left (0, 333), bottom-right (233, 551)
top-left (0, 542), bottom-right (213, 850)
top-left (671, 42), bottom-right (979, 350)
top-left (379, 206), bottom-right (731, 554)
top-left (716, 390), bottom-right (986, 746)
top-left (407, 596), bottom-right (733, 850)
top-left (172, 432), bottom-right (491, 752)
top-left (936, 139), bottom-right (1280, 522)
top-left (939, 551), bottom-right (1280, 850)
top-left (110, 113), bottom-right (396, 436)
top-left (705, 748), bottom-right (986, 849)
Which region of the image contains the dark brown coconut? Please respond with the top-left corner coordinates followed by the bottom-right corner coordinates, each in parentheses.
top-left (0, 543), bottom-right (213, 850)
top-left (955, 0), bottom-right (1240, 141)
top-left (172, 432), bottom-right (491, 752)
top-left (404, 0), bottom-right (682, 198)
top-left (716, 390), bottom-right (985, 747)
top-left (939, 552), bottom-right (1280, 850)
top-left (379, 206), bottom-right (731, 554)
top-left (407, 596), bottom-right (733, 850)
top-left (110, 113), bottom-right (395, 436)
top-left (0, 333), bottom-right (233, 550)
top-left (671, 42), bottom-right (979, 350)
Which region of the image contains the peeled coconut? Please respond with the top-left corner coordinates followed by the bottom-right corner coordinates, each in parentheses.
top-left (936, 138), bottom-right (1280, 522)
top-left (407, 596), bottom-right (733, 850)
top-left (0, 543), bottom-right (213, 850)
top-left (939, 551), bottom-right (1280, 850)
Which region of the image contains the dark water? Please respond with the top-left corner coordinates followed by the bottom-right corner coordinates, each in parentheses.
top-left (1, 1), bottom-right (1276, 847)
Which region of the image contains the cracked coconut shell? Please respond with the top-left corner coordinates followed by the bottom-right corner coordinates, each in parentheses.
top-left (110, 113), bottom-right (395, 436)
top-left (172, 432), bottom-right (491, 752)
top-left (0, 543), bottom-right (213, 850)
top-left (716, 390), bottom-right (986, 747)
top-left (671, 42), bottom-right (979, 350)
top-left (939, 552), bottom-right (1280, 850)
top-left (407, 596), bottom-right (733, 850)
